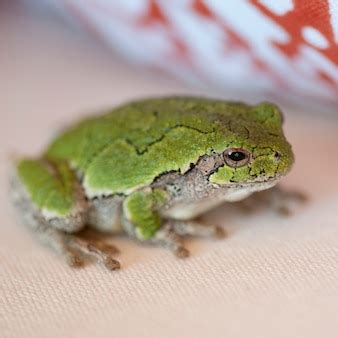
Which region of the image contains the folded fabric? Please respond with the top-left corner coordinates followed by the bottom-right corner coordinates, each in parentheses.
top-left (50, 0), bottom-right (338, 108)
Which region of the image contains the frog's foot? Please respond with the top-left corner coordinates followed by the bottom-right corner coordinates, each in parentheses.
top-left (150, 223), bottom-right (189, 258)
top-left (261, 186), bottom-right (307, 216)
top-left (36, 226), bottom-right (120, 270)
top-left (77, 229), bottom-right (120, 255)
top-left (67, 236), bottom-right (120, 271)
top-left (239, 185), bottom-right (307, 216)
top-left (274, 191), bottom-right (307, 216)
top-left (150, 221), bottom-right (226, 258)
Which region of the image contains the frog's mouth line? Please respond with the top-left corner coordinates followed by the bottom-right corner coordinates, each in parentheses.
top-left (224, 175), bottom-right (281, 190)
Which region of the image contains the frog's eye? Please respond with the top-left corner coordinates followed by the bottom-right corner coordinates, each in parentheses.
top-left (223, 148), bottom-right (251, 168)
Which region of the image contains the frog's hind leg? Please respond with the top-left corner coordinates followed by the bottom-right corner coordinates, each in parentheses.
top-left (34, 224), bottom-right (120, 270)
top-left (11, 158), bottom-right (120, 270)
top-left (33, 222), bottom-right (120, 270)
top-left (35, 225), bottom-right (84, 267)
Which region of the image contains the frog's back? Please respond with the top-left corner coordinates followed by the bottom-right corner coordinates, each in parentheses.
top-left (46, 97), bottom-right (250, 197)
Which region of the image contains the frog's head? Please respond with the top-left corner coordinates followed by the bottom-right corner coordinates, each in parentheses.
top-left (208, 102), bottom-right (294, 188)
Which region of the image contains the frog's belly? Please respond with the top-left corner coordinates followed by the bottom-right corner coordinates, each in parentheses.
top-left (88, 195), bottom-right (124, 233)
top-left (163, 189), bottom-right (254, 220)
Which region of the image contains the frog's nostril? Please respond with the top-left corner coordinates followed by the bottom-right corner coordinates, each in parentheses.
top-left (274, 152), bottom-right (281, 161)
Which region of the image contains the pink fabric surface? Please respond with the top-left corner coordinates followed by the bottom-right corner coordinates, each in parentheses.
top-left (1, 5), bottom-right (338, 338)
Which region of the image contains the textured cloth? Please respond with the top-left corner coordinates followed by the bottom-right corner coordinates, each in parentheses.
top-left (1, 4), bottom-right (338, 338)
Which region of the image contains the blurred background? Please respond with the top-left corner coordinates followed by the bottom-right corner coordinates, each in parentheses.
top-left (1, 1), bottom-right (337, 338)
top-left (47, 0), bottom-right (338, 112)
top-left (3, 0), bottom-right (338, 113)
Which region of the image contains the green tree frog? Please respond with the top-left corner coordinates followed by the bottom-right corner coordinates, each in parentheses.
top-left (11, 97), bottom-right (294, 270)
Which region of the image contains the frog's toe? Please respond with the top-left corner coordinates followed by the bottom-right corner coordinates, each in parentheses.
top-left (103, 257), bottom-right (121, 271)
top-left (214, 225), bottom-right (227, 239)
top-left (174, 246), bottom-right (190, 259)
top-left (91, 241), bottom-right (119, 255)
top-left (64, 250), bottom-right (84, 268)
top-left (150, 223), bottom-right (189, 258)
top-left (78, 229), bottom-right (120, 254)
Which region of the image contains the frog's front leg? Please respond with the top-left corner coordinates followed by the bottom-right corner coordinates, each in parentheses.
top-left (240, 184), bottom-right (307, 216)
top-left (151, 220), bottom-right (226, 258)
top-left (11, 158), bottom-right (120, 270)
top-left (122, 188), bottom-right (225, 257)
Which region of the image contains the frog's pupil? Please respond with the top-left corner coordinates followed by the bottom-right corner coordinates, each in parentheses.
top-left (228, 151), bottom-right (245, 161)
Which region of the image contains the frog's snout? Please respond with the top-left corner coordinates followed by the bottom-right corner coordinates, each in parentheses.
top-left (274, 145), bottom-right (294, 176)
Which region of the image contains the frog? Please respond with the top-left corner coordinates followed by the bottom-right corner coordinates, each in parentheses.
top-left (10, 96), bottom-right (295, 271)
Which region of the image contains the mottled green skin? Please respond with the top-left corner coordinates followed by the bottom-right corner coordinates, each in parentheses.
top-left (17, 159), bottom-right (77, 217)
top-left (16, 97), bottom-right (293, 237)
top-left (123, 188), bottom-right (168, 239)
